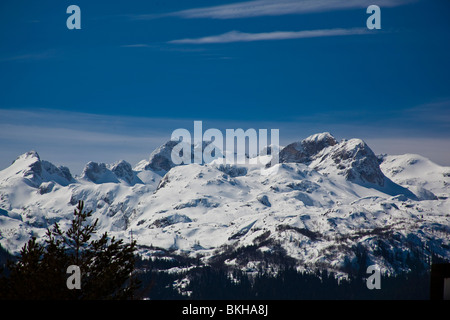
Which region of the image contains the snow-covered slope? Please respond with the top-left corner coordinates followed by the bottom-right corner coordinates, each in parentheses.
top-left (0, 133), bottom-right (449, 277)
top-left (380, 153), bottom-right (450, 200)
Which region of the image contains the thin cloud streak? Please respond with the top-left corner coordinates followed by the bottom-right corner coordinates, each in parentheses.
top-left (0, 50), bottom-right (56, 62)
top-left (1, 101), bottom-right (449, 174)
top-left (120, 44), bottom-right (152, 48)
top-left (169, 28), bottom-right (369, 44)
top-left (0, 109), bottom-right (178, 174)
top-left (140, 0), bottom-right (415, 20)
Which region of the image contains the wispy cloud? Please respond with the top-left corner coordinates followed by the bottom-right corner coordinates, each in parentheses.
top-left (169, 28), bottom-right (369, 44)
top-left (1, 102), bottom-right (449, 173)
top-left (405, 99), bottom-right (450, 125)
top-left (136, 0), bottom-right (415, 20)
top-left (0, 50), bottom-right (56, 62)
top-left (120, 43), bottom-right (208, 53)
top-left (120, 44), bottom-right (152, 48)
top-left (0, 109), bottom-right (180, 174)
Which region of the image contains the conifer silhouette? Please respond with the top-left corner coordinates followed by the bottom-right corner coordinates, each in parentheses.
top-left (0, 201), bottom-right (140, 299)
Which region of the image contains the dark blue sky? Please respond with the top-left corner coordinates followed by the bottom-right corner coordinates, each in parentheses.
top-left (1, 0), bottom-right (449, 172)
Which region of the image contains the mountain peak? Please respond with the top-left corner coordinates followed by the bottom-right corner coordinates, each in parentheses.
top-left (18, 150), bottom-right (40, 161)
top-left (80, 160), bottom-right (143, 185)
top-left (279, 132), bottom-right (337, 164)
top-left (11, 150), bottom-right (41, 169)
top-left (278, 134), bottom-right (386, 186)
top-left (303, 132), bottom-right (336, 144)
top-left (140, 139), bottom-right (219, 174)
top-left (4, 150), bottom-right (74, 187)
top-left (313, 138), bottom-right (385, 186)
top-left (15, 150), bottom-right (43, 184)
top-left (81, 161), bottom-right (119, 184)
top-left (110, 160), bottom-right (142, 185)
top-left (302, 132), bottom-right (338, 155)
top-left (144, 140), bottom-right (180, 173)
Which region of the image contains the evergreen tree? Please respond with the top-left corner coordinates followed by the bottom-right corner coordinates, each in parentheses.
top-left (0, 201), bottom-right (140, 300)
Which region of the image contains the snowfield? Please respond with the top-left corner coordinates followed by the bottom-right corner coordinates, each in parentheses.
top-left (1, 133), bottom-right (449, 276)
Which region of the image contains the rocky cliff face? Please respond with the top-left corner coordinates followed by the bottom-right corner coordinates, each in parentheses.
top-left (279, 132), bottom-right (337, 164)
top-left (279, 133), bottom-right (385, 186)
top-left (311, 138), bottom-right (386, 186)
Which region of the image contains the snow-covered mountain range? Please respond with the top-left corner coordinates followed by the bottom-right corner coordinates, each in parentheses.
top-left (1, 132), bottom-right (449, 276)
